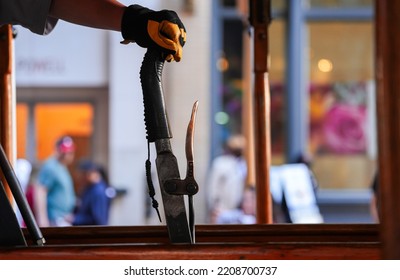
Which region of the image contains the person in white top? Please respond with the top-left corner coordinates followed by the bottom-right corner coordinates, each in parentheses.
top-left (207, 134), bottom-right (247, 224)
top-left (216, 187), bottom-right (256, 225)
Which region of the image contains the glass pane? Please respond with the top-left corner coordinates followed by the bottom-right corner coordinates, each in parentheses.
top-left (269, 19), bottom-right (286, 164)
top-left (309, 22), bottom-right (373, 82)
top-left (272, 0), bottom-right (286, 10)
top-left (218, 17), bottom-right (286, 162)
top-left (308, 22), bottom-right (376, 189)
top-left (307, 0), bottom-right (373, 8)
top-left (220, 19), bottom-right (243, 140)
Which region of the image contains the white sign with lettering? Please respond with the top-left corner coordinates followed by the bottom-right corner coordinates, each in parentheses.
top-left (14, 21), bottom-right (108, 87)
top-left (279, 163), bottom-right (323, 223)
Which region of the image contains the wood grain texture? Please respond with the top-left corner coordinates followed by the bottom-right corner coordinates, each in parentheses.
top-left (0, 25), bottom-right (14, 201)
top-left (0, 242), bottom-right (380, 260)
top-left (375, 0), bottom-right (400, 259)
top-left (0, 224), bottom-right (379, 260)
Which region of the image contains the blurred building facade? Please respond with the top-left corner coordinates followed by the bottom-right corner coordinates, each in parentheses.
top-left (14, 0), bottom-right (375, 224)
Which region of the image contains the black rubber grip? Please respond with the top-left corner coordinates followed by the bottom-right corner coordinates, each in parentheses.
top-left (140, 49), bottom-right (172, 142)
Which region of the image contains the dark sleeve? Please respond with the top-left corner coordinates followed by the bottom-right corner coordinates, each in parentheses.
top-left (72, 210), bottom-right (85, 225)
top-left (90, 187), bottom-right (110, 225)
top-left (0, 0), bottom-right (58, 35)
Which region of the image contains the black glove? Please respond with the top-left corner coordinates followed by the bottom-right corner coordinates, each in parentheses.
top-left (121, 4), bottom-right (186, 62)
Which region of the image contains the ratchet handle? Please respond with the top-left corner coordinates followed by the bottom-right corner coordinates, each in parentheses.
top-left (140, 49), bottom-right (172, 142)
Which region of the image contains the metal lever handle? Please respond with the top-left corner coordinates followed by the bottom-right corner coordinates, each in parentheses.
top-left (140, 49), bottom-right (172, 142)
top-left (139, 48), bottom-right (198, 243)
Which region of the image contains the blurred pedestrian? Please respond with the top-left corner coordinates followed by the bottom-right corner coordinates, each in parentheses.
top-left (34, 136), bottom-right (76, 227)
top-left (72, 160), bottom-right (111, 226)
top-left (216, 187), bottom-right (256, 224)
top-left (207, 134), bottom-right (247, 224)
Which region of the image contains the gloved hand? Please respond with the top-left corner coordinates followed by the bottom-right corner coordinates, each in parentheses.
top-left (121, 4), bottom-right (186, 62)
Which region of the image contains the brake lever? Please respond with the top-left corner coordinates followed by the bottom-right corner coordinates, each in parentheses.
top-left (139, 48), bottom-right (199, 244)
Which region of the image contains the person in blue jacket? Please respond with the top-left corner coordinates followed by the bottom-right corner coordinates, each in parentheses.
top-left (73, 160), bottom-right (111, 226)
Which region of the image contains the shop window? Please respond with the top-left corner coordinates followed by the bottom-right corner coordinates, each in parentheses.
top-left (269, 19), bottom-right (286, 164)
top-left (16, 102), bottom-right (94, 163)
top-left (308, 21), bottom-right (376, 189)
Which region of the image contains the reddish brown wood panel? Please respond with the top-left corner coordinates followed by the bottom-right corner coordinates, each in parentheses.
top-left (7, 224), bottom-right (380, 260)
top-left (375, 0), bottom-right (400, 259)
top-left (0, 24), bottom-right (14, 200)
top-left (250, 0), bottom-right (273, 224)
top-left (0, 243), bottom-right (379, 260)
top-left (22, 224), bottom-right (379, 246)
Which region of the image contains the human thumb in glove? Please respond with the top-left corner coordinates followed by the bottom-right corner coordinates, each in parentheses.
top-left (121, 4), bottom-right (186, 62)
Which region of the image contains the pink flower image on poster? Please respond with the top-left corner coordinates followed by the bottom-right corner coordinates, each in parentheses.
top-left (322, 104), bottom-right (366, 154)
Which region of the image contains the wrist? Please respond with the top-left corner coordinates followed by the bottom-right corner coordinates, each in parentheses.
top-left (121, 5), bottom-right (152, 43)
